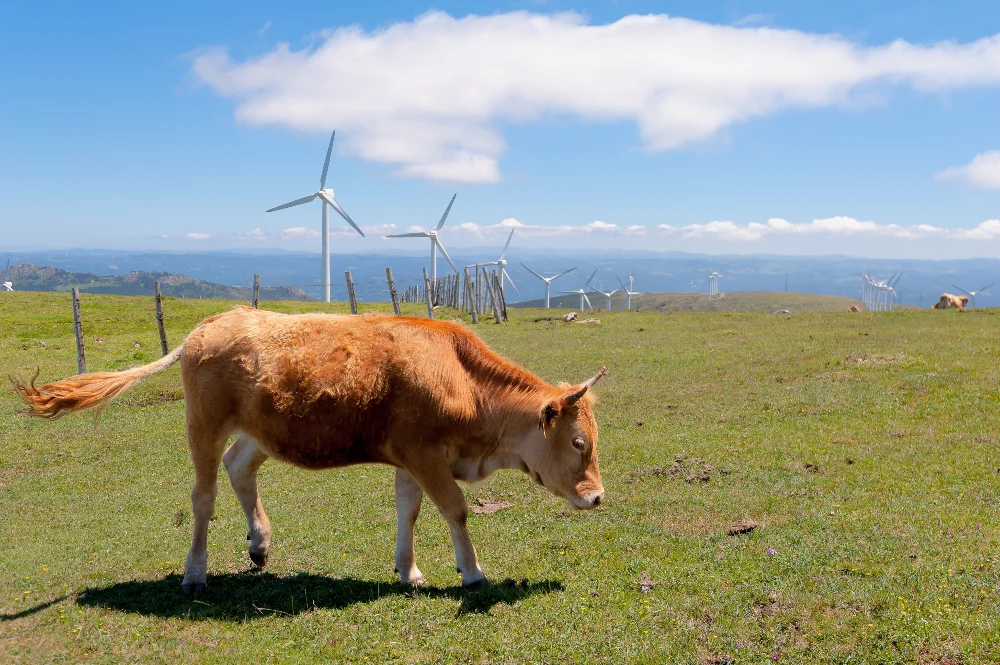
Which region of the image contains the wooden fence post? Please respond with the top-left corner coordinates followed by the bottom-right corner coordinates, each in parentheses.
top-left (345, 271), bottom-right (358, 314)
top-left (252, 274), bottom-right (260, 309)
top-left (71, 288), bottom-right (87, 373)
top-left (465, 267), bottom-right (479, 324)
top-left (154, 281), bottom-right (169, 356)
top-left (492, 269), bottom-right (509, 322)
top-left (386, 268), bottom-right (401, 316)
top-left (423, 268), bottom-right (434, 319)
top-left (482, 267), bottom-right (502, 324)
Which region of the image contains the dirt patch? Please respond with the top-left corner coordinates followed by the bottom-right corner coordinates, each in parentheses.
top-left (638, 571), bottom-right (656, 593)
top-left (469, 498), bottom-right (513, 515)
top-left (124, 389), bottom-right (185, 408)
top-left (728, 519), bottom-right (758, 536)
top-left (630, 454), bottom-right (727, 484)
top-left (842, 353), bottom-right (906, 367)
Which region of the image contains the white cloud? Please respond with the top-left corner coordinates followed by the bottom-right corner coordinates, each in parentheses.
top-left (950, 219), bottom-right (1000, 239)
top-left (374, 216), bottom-right (995, 243)
top-left (282, 224), bottom-right (398, 239)
top-left (185, 232), bottom-right (210, 240)
top-left (246, 227), bottom-right (268, 240)
top-left (936, 151), bottom-right (1000, 189)
top-left (192, 11), bottom-right (1000, 183)
top-left (257, 20), bottom-right (272, 37)
top-left (282, 226), bottom-right (319, 239)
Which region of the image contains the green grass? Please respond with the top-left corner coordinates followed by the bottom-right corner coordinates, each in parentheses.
top-left (2, 292), bottom-right (999, 663)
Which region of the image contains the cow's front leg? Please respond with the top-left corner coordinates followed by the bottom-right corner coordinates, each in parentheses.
top-left (407, 463), bottom-right (486, 587)
top-left (223, 436), bottom-right (272, 568)
top-left (394, 468), bottom-right (426, 586)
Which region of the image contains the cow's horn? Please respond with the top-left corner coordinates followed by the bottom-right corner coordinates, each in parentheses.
top-left (564, 366), bottom-right (607, 405)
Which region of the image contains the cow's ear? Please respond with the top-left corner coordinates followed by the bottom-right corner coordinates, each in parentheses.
top-left (538, 400), bottom-right (561, 436)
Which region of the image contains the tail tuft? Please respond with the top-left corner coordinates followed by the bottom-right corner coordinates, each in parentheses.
top-left (10, 344), bottom-right (185, 419)
top-left (12, 368), bottom-right (140, 419)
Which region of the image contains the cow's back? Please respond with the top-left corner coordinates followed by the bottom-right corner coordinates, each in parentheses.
top-left (181, 309), bottom-right (477, 469)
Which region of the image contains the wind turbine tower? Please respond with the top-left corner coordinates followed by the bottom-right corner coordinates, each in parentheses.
top-left (470, 229), bottom-right (519, 302)
top-left (520, 264), bottom-right (576, 308)
top-left (266, 131), bottom-right (364, 302)
top-left (706, 270), bottom-right (722, 300)
top-left (617, 275), bottom-right (640, 310)
top-left (559, 268), bottom-right (598, 311)
top-left (952, 282), bottom-right (995, 309)
top-left (386, 194), bottom-right (460, 293)
top-left (589, 279), bottom-right (621, 310)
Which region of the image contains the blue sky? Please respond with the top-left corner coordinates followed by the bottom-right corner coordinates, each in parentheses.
top-left (2, 1), bottom-right (999, 258)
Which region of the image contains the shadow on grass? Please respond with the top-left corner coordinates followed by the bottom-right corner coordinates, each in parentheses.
top-left (76, 572), bottom-right (563, 620)
top-left (1, 596), bottom-right (68, 621)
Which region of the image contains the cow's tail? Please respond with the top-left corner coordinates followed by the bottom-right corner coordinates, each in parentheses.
top-left (11, 344), bottom-right (185, 419)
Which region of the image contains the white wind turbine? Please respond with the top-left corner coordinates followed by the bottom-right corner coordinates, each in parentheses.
top-left (266, 131), bottom-right (364, 302)
top-left (2, 260), bottom-right (12, 291)
top-left (386, 194), bottom-right (460, 291)
top-left (520, 263), bottom-right (576, 308)
top-left (706, 269), bottom-right (722, 300)
top-left (476, 228), bottom-right (519, 299)
top-left (617, 275), bottom-right (640, 310)
top-left (952, 282), bottom-right (995, 309)
top-left (589, 279), bottom-right (621, 310)
top-left (559, 268), bottom-right (599, 311)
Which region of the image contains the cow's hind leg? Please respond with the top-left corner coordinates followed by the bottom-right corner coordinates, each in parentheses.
top-left (223, 436), bottom-right (272, 568)
top-left (407, 463), bottom-right (486, 587)
top-left (394, 468), bottom-right (425, 586)
top-left (181, 420), bottom-right (230, 594)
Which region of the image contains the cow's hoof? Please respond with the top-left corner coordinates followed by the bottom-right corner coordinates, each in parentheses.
top-left (406, 575), bottom-right (426, 587)
top-left (249, 551), bottom-right (268, 568)
top-left (463, 577), bottom-right (489, 589)
top-left (182, 582), bottom-right (207, 595)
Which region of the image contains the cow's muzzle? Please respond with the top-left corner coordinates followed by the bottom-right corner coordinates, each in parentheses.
top-left (571, 489), bottom-right (605, 510)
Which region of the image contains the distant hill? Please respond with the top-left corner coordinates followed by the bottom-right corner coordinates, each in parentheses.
top-left (513, 291), bottom-right (865, 313)
top-left (4, 264), bottom-right (314, 301)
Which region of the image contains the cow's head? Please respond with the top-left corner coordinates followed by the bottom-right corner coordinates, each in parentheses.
top-left (522, 367), bottom-right (606, 510)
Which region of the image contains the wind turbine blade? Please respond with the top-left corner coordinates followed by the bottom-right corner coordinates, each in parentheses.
top-left (266, 193), bottom-right (317, 212)
top-left (585, 268), bottom-right (599, 288)
top-left (436, 193), bottom-right (457, 231)
top-left (583, 293), bottom-right (593, 310)
top-left (319, 191), bottom-right (364, 237)
top-left (979, 283), bottom-right (996, 293)
top-left (386, 232), bottom-right (431, 238)
top-left (499, 228), bottom-right (514, 260)
top-left (617, 275), bottom-right (628, 290)
top-left (520, 263), bottom-right (547, 281)
top-left (320, 130), bottom-right (336, 189)
top-left (952, 285), bottom-right (973, 297)
top-left (610, 288), bottom-right (621, 296)
top-left (551, 267), bottom-right (577, 281)
top-left (435, 239), bottom-right (459, 273)
top-left (503, 268), bottom-right (519, 294)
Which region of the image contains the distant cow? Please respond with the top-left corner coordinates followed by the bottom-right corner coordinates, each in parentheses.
top-left (12, 309), bottom-right (606, 592)
top-left (848, 305), bottom-right (860, 312)
top-left (932, 293), bottom-right (969, 311)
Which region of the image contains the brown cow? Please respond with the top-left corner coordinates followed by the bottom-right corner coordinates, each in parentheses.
top-left (12, 308), bottom-right (606, 592)
top-left (931, 293), bottom-right (969, 311)
top-left (848, 305), bottom-right (861, 312)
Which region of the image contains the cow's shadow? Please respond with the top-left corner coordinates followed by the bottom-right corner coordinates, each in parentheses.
top-left (76, 571), bottom-right (563, 620)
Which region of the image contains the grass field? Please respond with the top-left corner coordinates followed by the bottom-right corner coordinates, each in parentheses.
top-left (515, 291), bottom-right (864, 313)
top-left (2, 293), bottom-right (999, 663)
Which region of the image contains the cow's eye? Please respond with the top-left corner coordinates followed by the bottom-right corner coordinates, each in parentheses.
top-left (572, 438), bottom-right (586, 451)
